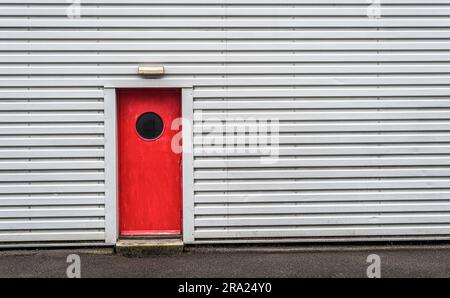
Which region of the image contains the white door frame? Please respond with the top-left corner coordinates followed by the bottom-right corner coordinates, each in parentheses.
top-left (103, 82), bottom-right (194, 245)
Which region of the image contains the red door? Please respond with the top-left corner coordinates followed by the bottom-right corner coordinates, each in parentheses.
top-left (117, 88), bottom-right (182, 236)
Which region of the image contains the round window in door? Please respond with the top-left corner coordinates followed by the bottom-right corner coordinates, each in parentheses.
top-left (136, 112), bottom-right (164, 140)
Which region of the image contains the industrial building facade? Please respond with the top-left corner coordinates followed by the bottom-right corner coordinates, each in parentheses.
top-left (1, 0), bottom-right (450, 247)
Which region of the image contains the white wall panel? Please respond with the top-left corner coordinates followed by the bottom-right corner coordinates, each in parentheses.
top-left (1, 0), bottom-right (450, 244)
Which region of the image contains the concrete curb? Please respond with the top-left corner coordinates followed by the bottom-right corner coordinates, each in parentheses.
top-left (184, 244), bottom-right (450, 254)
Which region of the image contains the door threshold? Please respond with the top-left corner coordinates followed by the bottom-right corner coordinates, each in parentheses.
top-left (116, 238), bottom-right (184, 256)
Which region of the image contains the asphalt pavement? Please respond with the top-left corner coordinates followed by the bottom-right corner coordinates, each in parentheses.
top-left (0, 245), bottom-right (449, 278)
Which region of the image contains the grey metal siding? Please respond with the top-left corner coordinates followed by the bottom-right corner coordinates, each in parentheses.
top-left (1, 0), bottom-right (450, 244)
top-left (0, 89), bottom-right (106, 243)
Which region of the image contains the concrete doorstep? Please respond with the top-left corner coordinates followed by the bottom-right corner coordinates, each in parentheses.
top-left (115, 238), bottom-right (184, 257)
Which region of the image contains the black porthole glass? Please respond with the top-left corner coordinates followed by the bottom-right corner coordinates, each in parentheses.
top-left (136, 112), bottom-right (164, 140)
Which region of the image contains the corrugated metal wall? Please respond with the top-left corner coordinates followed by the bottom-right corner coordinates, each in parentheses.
top-left (0, 90), bottom-right (106, 243)
top-left (1, 0), bottom-right (450, 244)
